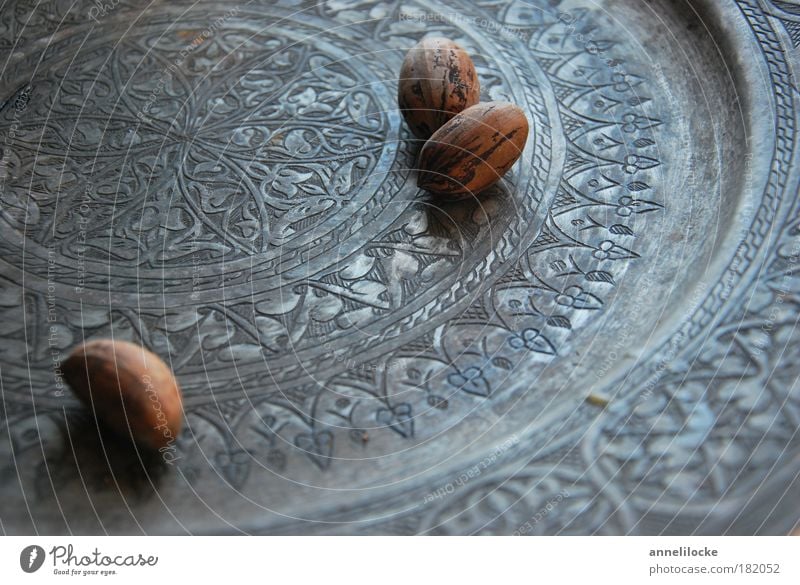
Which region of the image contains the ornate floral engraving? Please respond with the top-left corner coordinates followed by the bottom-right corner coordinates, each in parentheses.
top-left (0, 0), bottom-right (796, 535)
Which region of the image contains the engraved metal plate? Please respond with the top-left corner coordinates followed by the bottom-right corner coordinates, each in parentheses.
top-left (1, 0), bottom-right (798, 534)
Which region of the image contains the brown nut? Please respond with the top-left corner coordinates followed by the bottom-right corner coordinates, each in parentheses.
top-left (398, 37), bottom-right (480, 139)
top-left (417, 101), bottom-right (529, 197)
top-left (62, 340), bottom-right (183, 451)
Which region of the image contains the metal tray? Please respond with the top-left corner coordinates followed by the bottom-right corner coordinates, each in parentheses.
top-left (0, 0), bottom-right (798, 535)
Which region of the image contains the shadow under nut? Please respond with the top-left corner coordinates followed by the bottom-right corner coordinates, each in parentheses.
top-left (62, 340), bottom-right (183, 451)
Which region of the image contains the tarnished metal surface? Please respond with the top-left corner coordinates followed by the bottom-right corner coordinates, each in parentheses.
top-left (0, 0), bottom-right (798, 534)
